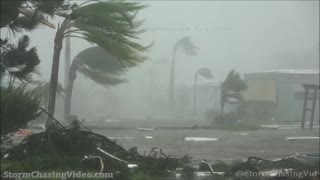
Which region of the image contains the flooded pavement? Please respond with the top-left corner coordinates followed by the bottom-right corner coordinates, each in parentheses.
top-left (94, 128), bottom-right (319, 163)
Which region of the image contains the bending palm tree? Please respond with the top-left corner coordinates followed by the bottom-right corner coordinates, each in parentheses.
top-left (64, 46), bottom-right (126, 123)
top-left (220, 70), bottom-right (248, 114)
top-left (46, 1), bottom-right (149, 128)
top-left (169, 37), bottom-right (198, 110)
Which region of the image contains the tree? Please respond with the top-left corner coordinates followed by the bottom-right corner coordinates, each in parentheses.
top-left (220, 70), bottom-right (248, 114)
top-left (1, 85), bottom-right (40, 137)
top-left (46, 1), bottom-right (149, 128)
top-left (1, 0), bottom-right (70, 83)
top-left (1, 0), bottom-right (69, 31)
top-left (169, 36), bottom-right (198, 109)
top-left (0, 1), bottom-right (70, 133)
top-left (64, 46), bottom-right (126, 122)
top-left (193, 68), bottom-right (213, 116)
top-left (0, 36), bottom-right (40, 84)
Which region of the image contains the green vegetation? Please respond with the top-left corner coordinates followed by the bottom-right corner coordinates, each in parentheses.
top-left (46, 0), bottom-right (150, 127)
top-left (169, 37), bottom-right (198, 109)
top-left (64, 46), bottom-right (127, 122)
top-left (1, 0), bottom-right (69, 136)
top-left (1, 0), bottom-right (69, 83)
top-left (1, 85), bottom-right (40, 136)
top-left (220, 69), bottom-right (248, 114)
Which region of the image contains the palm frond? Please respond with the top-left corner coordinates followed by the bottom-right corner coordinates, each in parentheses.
top-left (198, 68), bottom-right (213, 79)
top-left (68, 1), bottom-right (150, 67)
top-left (77, 64), bottom-right (126, 87)
top-left (0, 35), bottom-right (40, 82)
top-left (177, 36), bottom-right (198, 56)
top-left (73, 46), bottom-right (127, 87)
top-left (222, 69), bottom-right (247, 92)
top-left (75, 46), bottom-right (126, 74)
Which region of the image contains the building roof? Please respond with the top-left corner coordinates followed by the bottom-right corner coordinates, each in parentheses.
top-left (246, 69), bottom-right (319, 75)
top-left (244, 69), bottom-right (319, 85)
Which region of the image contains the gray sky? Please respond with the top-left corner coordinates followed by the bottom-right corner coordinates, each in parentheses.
top-left (14, 0), bottom-right (318, 82)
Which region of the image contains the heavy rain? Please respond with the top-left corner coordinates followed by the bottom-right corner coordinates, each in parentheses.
top-left (1, 0), bottom-right (319, 179)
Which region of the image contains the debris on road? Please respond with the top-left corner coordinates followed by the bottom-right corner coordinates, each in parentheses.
top-left (183, 137), bottom-right (218, 142)
top-left (286, 137), bottom-right (320, 140)
top-left (138, 128), bottom-right (154, 132)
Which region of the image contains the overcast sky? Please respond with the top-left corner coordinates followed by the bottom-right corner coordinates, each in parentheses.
top-left (13, 1), bottom-right (318, 81)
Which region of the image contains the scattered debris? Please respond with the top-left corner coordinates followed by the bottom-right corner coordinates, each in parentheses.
top-left (183, 137), bottom-right (218, 142)
top-left (107, 137), bottom-right (134, 140)
top-left (127, 164), bottom-right (138, 169)
top-left (137, 128), bottom-right (154, 132)
top-left (14, 129), bottom-right (33, 137)
top-left (286, 137), bottom-right (320, 140)
top-left (81, 155), bottom-right (104, 173)
top-left (260, 124), bottom-right (279, 129)
top-left (97, 147), bottom-right (128, 164)
top-left (3, 153), bottom-right (9, 159)
top-left (295, 152), bottom-right (320, 165)
top-left (104, 119), bottom-right (121, 123)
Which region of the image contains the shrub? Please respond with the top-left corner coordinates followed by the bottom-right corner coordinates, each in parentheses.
top-left (1, 85), bottom-right (40, 137)
top-left (205, 108), bottom-right (219, 121)
top-left (213, 112), bottom-right (239, 125)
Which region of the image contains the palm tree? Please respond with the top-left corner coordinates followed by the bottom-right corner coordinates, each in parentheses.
top-left (1, 0), bottom-right (67, 31)
top-left (1, 0), bottom-right (69, 83)
top-left (64, 46), bottom-right (126, 123)
top-left (169, 36), bottom-right (198, 109)
top-left (220, 70), bottom-right (248, 114)
top-left (0, 36), bottom-right (40, 84)
top-left (193, 68), bottom-right (213, 116)
top-left (46, 1), bottom-right (149, 128)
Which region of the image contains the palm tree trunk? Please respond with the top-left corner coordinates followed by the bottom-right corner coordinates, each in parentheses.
top-left (193, 72), bottom-right (198, 117)
top-left (169, 44), bottom-right (178, 110)
top-left (64, 60), bottom-right (77, 124)
top-left (64, 35), bottom-right (71, 92)
top-left (220, 102), bottom-right (224, 115)
top-left (46, 26), bottom-right (65, 128)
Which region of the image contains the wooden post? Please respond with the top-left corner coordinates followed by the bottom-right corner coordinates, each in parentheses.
top-left (301, 84), bottom-right (319, 129)
top-left (309, 88), bottom-right (318, 129)
top-left (301, 86), bottom-right (309, 129)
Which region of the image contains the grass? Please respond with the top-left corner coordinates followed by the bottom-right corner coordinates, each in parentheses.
top-left (1, 155), bottom-right (171, 180)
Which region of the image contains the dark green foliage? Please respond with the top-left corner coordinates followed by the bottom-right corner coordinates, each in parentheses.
top-left (3, 129), bottom-right (188, 178)
top-left (4, 129), bottom-right (129, 161)
top-left (220, 70), bottom-right (248, 114)
top-left (76, 46), bottom-right (126, 74)
top-left (75, 46), bottom-right (127, 86)
top-left (1, 0), bottom-right (69, 32)
top-left (0, 36), bottom-right (40, 82)
top-left (0, 85), bottom-right (40, 136)
top-left (68, 1), bottom-right (150, 67)
top-left (2, 156), bottom-right (89, 173)
top-left (1, 0), bottom-right (70, 82)
top-left (1, 0), bottom-right (23, 28)
top-left (223, 70), bottom-right (248, 92)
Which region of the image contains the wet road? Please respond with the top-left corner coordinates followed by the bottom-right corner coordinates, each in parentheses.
top-left (94, 128), bottom-right (319, 162)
